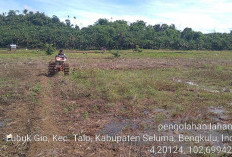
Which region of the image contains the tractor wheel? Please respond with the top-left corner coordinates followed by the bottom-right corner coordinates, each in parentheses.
top-left (63, 63), bottom-right (69, 75)
top-left (48, 62), bottom-right (56, 76)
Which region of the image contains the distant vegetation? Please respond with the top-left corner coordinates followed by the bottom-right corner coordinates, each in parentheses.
top-left (1, 10), bottom-right (232, 50)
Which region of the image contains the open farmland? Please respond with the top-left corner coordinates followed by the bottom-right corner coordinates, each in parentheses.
top-left (1, 49), bottom-right (232, 156)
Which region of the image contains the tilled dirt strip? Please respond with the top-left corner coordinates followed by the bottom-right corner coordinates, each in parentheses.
top-left (0, 73), bottom-right (70, 157)
top-left (69, 58), bottom-right (231, 70)
top-left (26, 76), bottom-right (68, 157)
top-left (1, 58), bottom-right (231, 71)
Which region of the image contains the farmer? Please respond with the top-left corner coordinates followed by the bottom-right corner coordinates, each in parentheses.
top-left (55, 49), bottom-right (67, 59)
top-left (55, 49), bottom-right (67, 65)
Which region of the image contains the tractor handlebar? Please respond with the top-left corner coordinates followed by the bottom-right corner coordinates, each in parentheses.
top-left (55, 57), bottom-right (66, 62)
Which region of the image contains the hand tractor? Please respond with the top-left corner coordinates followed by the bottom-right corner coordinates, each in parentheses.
top-left (48, 56), bottom-right (69, 76)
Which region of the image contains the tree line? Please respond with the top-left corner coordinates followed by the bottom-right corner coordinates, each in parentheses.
top-left (1, 10), bottom-right (232, 50)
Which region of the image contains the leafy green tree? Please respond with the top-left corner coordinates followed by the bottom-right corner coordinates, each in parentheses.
top-left (94, 18), bottom-right (109, 25)
top-left (1, 10), bottom-right (232, 50)
top-left (23, 9), bottom-right (28, 15)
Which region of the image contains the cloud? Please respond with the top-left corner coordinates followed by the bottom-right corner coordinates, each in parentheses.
top-left (60, 9), bottom-right (165, 29)
top-left (143, 0), bottom-right (232, 33)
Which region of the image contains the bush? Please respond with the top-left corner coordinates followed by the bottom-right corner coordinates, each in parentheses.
top-left (134, 45), bottom-right (143, 52)
top-left (112, 51), bottom-right (120, 58)
top-left (44, 44), bottom-right (56, 55)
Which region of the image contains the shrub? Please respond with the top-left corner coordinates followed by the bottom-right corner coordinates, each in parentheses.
top-left (44, 44), bottom-right (56, 55)
top-left (112, 51), bottom-right (120, 58)
top-left (134, 45), bottom-right (143, 52)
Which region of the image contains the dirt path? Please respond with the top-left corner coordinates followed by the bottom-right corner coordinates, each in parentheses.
top-left (26, 75), bottom-right (66, 157)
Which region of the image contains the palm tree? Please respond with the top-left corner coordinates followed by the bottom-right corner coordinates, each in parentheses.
top-left (23, 9), bottom-right (28, 15)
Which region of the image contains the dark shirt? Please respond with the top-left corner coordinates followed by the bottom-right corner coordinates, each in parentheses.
top-left (55, 53), bottom-right (67, 59)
